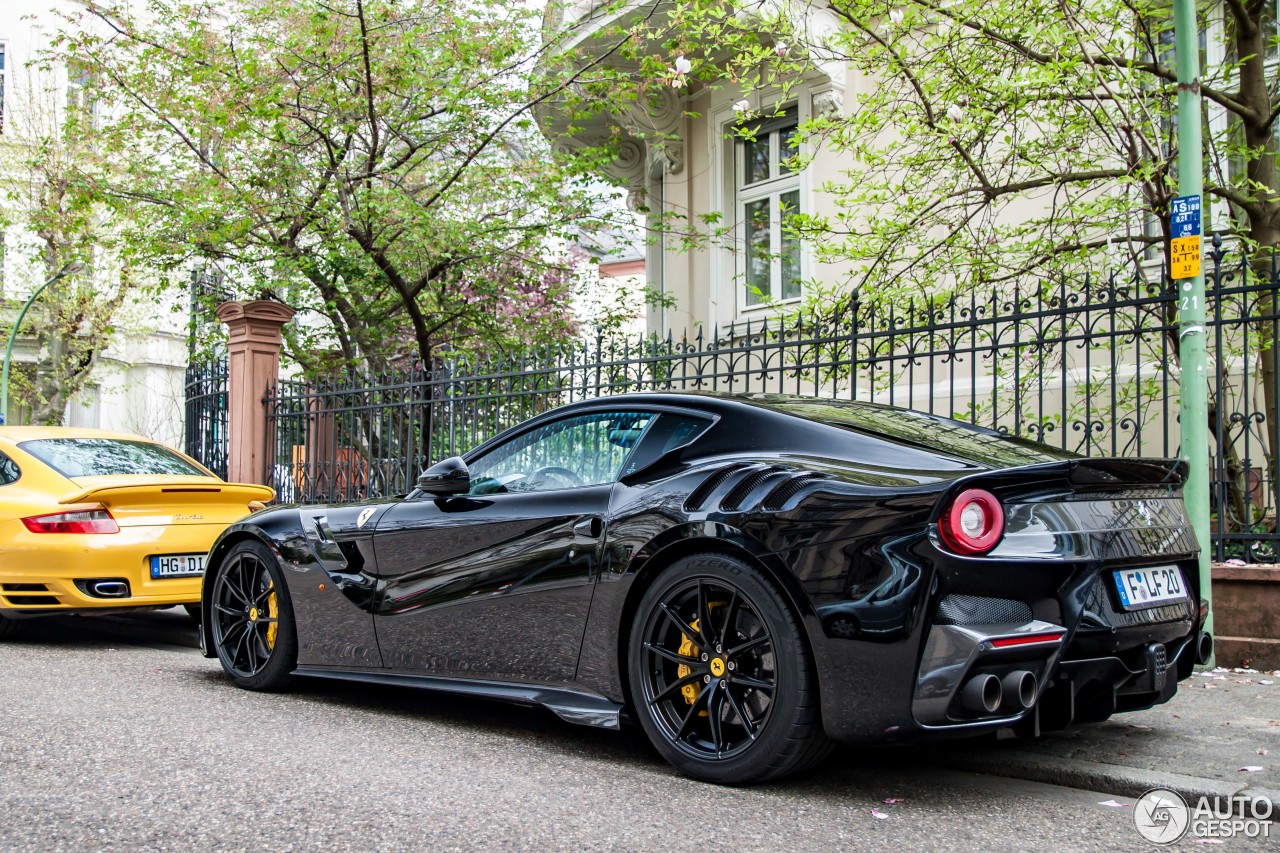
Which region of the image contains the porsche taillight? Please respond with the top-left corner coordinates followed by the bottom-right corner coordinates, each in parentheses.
top-left (21, 508), bottom-right (120, 534)
top-left (938, 488), bottom-right (1003, 555)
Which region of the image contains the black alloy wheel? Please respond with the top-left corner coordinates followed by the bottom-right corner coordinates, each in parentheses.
top-left (628, 553), bottom-right (831, 784)
top-left (209, 539), bottom-right (297, 690)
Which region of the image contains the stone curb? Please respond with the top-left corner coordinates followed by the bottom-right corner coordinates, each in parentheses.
top-left (929, 749), bottom-right (1280, 807)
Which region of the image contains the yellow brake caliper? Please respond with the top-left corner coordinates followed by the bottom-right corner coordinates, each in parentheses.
top-left (266, 582), bottom-right (279, 650)
top-left (676, 603), bottom-right (724, 709)
top-left (677, 619), bottom-right (702, 705)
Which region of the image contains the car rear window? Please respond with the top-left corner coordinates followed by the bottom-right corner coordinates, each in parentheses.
top-left (19, 438), bottom-right (206, 478)
top-left (754, 398), bottom-right (1078, 467)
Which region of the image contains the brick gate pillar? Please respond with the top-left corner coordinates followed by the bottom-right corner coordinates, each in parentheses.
top-left (216, 299), bottom-right (296, 485)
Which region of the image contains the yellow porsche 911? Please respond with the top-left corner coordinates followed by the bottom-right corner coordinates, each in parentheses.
top-left (0, 427), bottom-right (274, 638)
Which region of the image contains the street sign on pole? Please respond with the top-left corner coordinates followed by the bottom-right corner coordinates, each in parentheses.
top-left (1170, 194), bottom-right (1202, 280)
top-left (1172, 0), bottom-right (1213, 666)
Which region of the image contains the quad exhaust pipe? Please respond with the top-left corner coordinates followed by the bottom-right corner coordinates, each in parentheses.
top-left (959, 673), bottom-right (1002, 714)
top-left (1001, 670), bottom-right (1037, 711)
top-left (1196, 632), bottom-right (1214, 665)
top-left (959, 670), bottom-right (1038, 715)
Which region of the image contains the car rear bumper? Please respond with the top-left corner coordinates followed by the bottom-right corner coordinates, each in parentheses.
top-left (0, 574), bottom-right (200, 614)
top-left (0, 523), bottom-right (215, 614)
top-left (808, 553), bottom-right (1203, 744)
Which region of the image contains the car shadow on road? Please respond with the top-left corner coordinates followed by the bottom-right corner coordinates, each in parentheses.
top-left (3, 609), bottom-right (200, 650)
top-left (189, 663), bottom-right (993, 801)
top-left (13, 610), bottom-right (1041, 801)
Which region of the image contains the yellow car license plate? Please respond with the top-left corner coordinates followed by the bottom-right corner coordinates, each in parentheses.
top-left (150, 554), bottom-right (205, 579)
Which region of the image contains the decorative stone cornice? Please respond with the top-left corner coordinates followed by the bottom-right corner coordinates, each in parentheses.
top-left (812, 88), bottom-right (843, 118)
top-left (537, 1), bottom-right (845, 198)
top-left (646, 141), bottom-right (683, 179)
top-left (612, 86), bottom-right (683, 141)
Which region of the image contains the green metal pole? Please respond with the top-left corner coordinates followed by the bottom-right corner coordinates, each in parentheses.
top-left (1, 266), bottom-right (74, 426)
top-left (1172, 0), bottom-right (1213, 665)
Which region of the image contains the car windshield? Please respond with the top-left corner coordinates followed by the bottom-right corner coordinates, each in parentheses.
top-left (19, 438), bottom-right (207, 478)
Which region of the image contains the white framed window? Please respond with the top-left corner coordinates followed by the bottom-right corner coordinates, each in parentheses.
top-left (736, 106), bottom-right (802, 308)
top-left (1256, 0), bottom-right (1278, 163)
top-left (66, 386), bottom-right (100, 429)
top-left (1203, 0), bottom-right (1277, 231)
top-left (66, 58), bottom-right (99, 128)
top-left (0, 43), bottom-right (7, 134)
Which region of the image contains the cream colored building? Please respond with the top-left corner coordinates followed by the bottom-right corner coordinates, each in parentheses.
top-left (540, 2), bottom-right (888, 338)
top-left (538, 1), bottom-right (1267, 339)
top-left (0, 1), bottom-right (189, 444)
top-left (534, 0), bottom-right (1280, 505)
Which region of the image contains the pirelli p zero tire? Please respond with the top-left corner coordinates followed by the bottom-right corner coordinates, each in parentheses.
top-left (627, 553), bottom-right (832, 784)
top-left (0, 613), bottom-right (20, 641)
top-left (209, 539), bottom-right (297, 691)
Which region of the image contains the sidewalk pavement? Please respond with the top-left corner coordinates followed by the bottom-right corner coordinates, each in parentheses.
top-left (920, 667), bottom-right (1280, 805)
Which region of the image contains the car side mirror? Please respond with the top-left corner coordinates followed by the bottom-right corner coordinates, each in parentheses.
top-left (416, 456), bottom-right (471, 496)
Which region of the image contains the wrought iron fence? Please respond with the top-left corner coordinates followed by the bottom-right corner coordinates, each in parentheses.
top-left (203, 242), bottom-right (1279, 561)
top-left (184, 359), bottom-right (228, 480)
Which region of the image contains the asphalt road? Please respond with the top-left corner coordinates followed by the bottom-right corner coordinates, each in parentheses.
top-left (0, 611), bottom-right (1265, 851)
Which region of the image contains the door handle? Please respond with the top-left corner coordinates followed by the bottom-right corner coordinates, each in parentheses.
top-left (572, 516), bottom-right (604, 541)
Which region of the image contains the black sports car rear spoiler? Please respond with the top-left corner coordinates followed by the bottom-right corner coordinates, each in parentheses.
top-left (937, 457), bottom-right (1188, 508)
top-left (1063, 458), bottom-right (1188, 489)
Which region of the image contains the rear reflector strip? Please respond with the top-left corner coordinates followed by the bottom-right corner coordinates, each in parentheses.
top-left (991, 632), bottom-right (1065, 648)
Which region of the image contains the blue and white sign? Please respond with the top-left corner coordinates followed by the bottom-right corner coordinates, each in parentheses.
top-left (1171, 195), bottom-right (1201, 239)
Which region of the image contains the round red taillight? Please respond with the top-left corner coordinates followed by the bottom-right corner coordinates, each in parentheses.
top-left (939, 488), bottom-right (1004, 555)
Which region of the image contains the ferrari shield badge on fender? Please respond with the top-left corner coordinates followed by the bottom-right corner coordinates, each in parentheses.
top-left (357, 507), bottom-right (376, 528)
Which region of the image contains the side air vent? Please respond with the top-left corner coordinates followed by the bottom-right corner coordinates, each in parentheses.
top-left (684, 463), bottom-right (752, 512)
top-left (720, 467), bottom-right (787, 512)
top-left (761, 473), bottom-right (831, 511)
top-left (935, 594), bottom-right (1033, 626)
top-left (0, 583), bottom-right (58, 607)
top-left (3, 595), bottom-right (60, 606)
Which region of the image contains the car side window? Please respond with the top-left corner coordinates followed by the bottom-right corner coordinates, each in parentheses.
top-left (619, 413), bottom-right (713, 477)
top-left (0, 451), bottom-right (19, 486)
top-left (467, 411), bottom-right (655, 494)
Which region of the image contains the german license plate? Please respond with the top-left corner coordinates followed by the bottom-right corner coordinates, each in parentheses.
top-left (150, 554), bottom-right (205, 578)
top-left (1113, 565), bottom-right (1186, 610)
